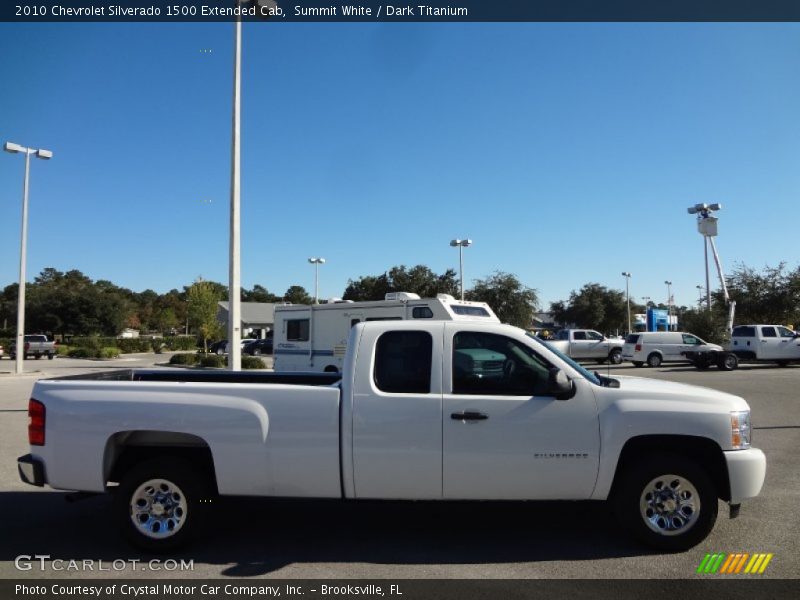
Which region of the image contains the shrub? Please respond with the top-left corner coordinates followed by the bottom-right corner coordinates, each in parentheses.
top-left (169, 353), bottom-right (199, 366)
top-left (56, 345), bottom-right (72, 356)
top-left (117, 338), bottom-right (152, 353)
top-left (242, 356), bottom-right (266, 370)
top-left (72, 336), bottom-right (116, 350)
top-left (100, 347), bottom-right (121, 359)
top-left (67, 347), bottom-right (95, 359)
top-left (164, 336), bottom-right (197, 351)
top-left (199, 355), bottom-right (226, 368)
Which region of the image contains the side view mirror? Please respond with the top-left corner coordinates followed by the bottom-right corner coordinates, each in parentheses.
top-left (547, 367), bottom-right (575, 400)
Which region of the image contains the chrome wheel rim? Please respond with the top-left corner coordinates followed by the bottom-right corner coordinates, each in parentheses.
top-left (130, 478), bottom-right (188, 539)
top-left (639, 474), bottom-right (700, 536)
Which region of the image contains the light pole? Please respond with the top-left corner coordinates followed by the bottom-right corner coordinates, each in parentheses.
top-left (621, 272), bottom-right (631, 334)
top-left (308, 257), bottom-right (325, 304)
top-left (450, 238), bottom-right (472, 301)
top-left (664, 280), bottom-right (673, 331)
top-left (226, 0), bottom-right (277, 372)
top-left (4, 142), bottom-right (53, 375)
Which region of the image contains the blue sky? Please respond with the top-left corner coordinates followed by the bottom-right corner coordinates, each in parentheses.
top-left (1, 23), bottom-right (799, 309)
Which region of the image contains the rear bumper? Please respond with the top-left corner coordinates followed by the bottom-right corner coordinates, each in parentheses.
top-left (17, 454), bottom-right (46, 487)
top-left (725, 448), bottom-right (766, 504)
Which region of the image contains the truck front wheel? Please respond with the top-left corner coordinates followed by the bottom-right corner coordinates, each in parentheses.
top-left (613, 453), bottom-right (718, 551)
top-left (115, 458), bottom-right (212, 551)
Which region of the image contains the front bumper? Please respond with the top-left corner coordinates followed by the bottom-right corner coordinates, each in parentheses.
top-left (725, 448), bottom-right (766, 504)
top-left (18, 454), bottom-right (46, 487)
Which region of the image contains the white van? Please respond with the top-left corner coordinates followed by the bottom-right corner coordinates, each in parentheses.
top-left (273, 292), bottom-right (499, 373)
top-left (621, 331), bottom-right (722, 368)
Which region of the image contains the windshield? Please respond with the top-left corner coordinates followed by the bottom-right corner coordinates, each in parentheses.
top-left (526, 333), bottom-right (601, 386)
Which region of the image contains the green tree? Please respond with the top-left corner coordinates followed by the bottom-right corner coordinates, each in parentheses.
top-left (187, 281), bottom-right (223, 352)
top-left (284, 285), bottom-right (313, 305)
top-left (242, 284), bottom-right (281, 303)
top-left (466, 271), bottom-right (538, 328)
top-left (550, 283), bottom-right (626, 334)
top-left (719, 262), bottom-right (800, 326)
top-left (343, 265), bottom-right (459, 301)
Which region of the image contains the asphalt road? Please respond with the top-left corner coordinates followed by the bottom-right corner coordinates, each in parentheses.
top-left (0, 357), bottom-right (797, 580)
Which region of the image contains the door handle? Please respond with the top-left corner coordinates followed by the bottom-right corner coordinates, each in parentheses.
top-left (451, 411), bottom-right (489, 421)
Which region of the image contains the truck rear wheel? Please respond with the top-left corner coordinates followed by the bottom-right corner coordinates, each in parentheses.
top-left (115, 458), bottom-right (212, 552)
top-left (613, 453), bottom-right (717, 551)
top-left (608, 349), bottom-right (622, 365)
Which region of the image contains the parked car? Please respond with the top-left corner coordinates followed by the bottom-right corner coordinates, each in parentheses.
top-left (243, 338), bottom-right (273, 356)
top-left (622, 331), bottom-right (723, 368)
top-left (208, 340), bottom-right (227, 355)
top-left (728, 324), bottom-right (800, 366)
top-left (10, 335), bottom-right (57, 360)
top-left (18, 320), bottom-right (765, 552)
top-left (544, 329), bottom-right (624, 364)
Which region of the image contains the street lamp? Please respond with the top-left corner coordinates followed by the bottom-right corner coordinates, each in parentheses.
top-left (4, 141), bottom-right (53, 375)
top-left (450, 238), bottom-right (472, 301)
top-left (621, 272), bottom-right (631, 334)
top-left (308, 257), bottom-right (326, 304)
top-left (664, 280), bottom-right (673, 331)
top-left (227, 0), bottom-right (278, 372)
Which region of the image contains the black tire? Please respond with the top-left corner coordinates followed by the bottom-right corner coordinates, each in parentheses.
top-left (323, 365), bottom-right (339, 373)
top-left (47, 352), bottom-right (54, 360)
top-left (608, 349), bottom-right (623, 365)
top-left (718, 354), bottom-right (738, 371)
top-left (114, 457), bottom-right (212, 552)
top-left (612, 453), bottom-right (718, 551)
top-left (632, 361), bottom-right (644, 368)
top-left (647, 353), bottom-right (662, 368)
top-left (35, 353), bottom-right (42, 360)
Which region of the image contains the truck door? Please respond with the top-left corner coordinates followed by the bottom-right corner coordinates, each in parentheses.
top-left (442, 325), bottom-right (600, 500)
top-left (758, 326), bottom-right (781, 359)
top-left (776, 326), bottom-right (800, 360)
top-left (351, 326), bottom-right (444, 499)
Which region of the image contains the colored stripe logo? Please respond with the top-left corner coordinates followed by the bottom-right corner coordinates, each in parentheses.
top-left (696, 553), bottom-right (774, 574)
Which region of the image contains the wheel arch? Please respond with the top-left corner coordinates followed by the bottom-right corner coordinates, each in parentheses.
top-left (104, 431), bottom-right (218, 492)
top-left (608, 435), bottom-right (730, 502)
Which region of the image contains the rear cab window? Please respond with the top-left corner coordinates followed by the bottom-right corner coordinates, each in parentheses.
top-left (374, 331), bottom-right (432, 394)
top-left (732, 326), bottom-right (756, 337)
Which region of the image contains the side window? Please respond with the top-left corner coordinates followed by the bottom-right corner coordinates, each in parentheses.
top-left (374, 331), bottom-right (432, 394)
top-left (556, 330), bottom-right (569, 340)
top-left (586, 331), bottom-right (603, 341)
top-left (286, 319), bottom-right (310, 341)
top-left (452, 332), bottom-right (552, 396)
top-left (412, 306), bottom-right (434, 319)
top-left (761, 327), bottom-right (777, 338)
top-left (733, 326), bottom-right (756, 337)
top-left (573, 331), bottom-right (587, 340)
top-left (777, 327), bottom-right (796, 338)
top-left (682, 334), bottom-right (701, 345)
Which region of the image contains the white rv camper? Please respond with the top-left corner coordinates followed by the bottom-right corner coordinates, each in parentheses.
top-left (273, 292), bottom-right (500, 372)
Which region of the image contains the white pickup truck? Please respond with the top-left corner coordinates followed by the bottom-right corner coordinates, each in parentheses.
top-left (18, 321), bottom-right (765, 552)
top-left (545, 329), bottom-right (625, 364)
top-left (9, 334), bottom-right (57, 360)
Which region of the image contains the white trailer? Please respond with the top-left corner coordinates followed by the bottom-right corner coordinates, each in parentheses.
top-left (273, 292), bottom-right (499, 372)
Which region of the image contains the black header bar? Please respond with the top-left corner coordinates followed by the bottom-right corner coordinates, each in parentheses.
top-left (4, 1), bottom-right (800, 23)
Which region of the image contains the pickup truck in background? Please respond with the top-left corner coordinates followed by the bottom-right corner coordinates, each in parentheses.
top-left (683, 324), bottom-right (800, 370)
top-left (545, 329), bottom-right (624, 364)
top-left (18, 321), bottom-right (765, 552)
top-left (9, 334), bottom-right (57, 360)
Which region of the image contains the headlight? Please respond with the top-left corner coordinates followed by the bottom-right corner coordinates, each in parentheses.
top-left (730, 410), bottom-right (751, 449)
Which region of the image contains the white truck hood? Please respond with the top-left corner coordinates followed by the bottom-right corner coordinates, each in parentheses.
top-left (608, 375), bottom-right (750, 412)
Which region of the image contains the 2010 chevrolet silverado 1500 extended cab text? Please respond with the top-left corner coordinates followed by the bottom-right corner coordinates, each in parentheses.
top-left (17, 321), bottom-right (766, 552)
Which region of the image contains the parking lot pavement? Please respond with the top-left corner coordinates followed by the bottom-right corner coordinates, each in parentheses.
top-left (0, 362), bottom-right (797, 580)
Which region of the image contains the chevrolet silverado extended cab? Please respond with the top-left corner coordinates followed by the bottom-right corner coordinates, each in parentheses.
top-left (18, 321), bottom-right (765, 552)
top-left (545, 329), bottom-right (624, 364)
